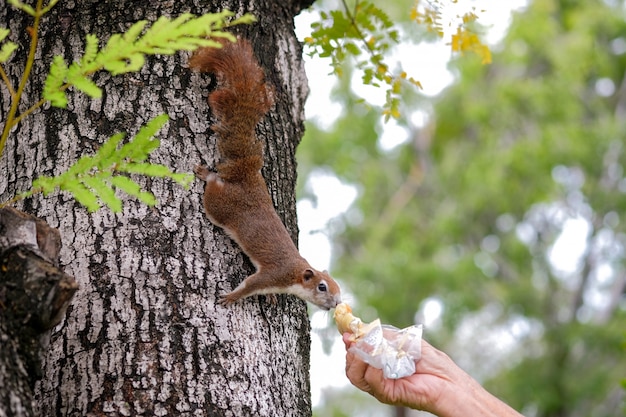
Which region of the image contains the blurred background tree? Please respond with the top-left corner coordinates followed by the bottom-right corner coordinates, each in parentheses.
top-left (298, 0), bottom-right (626, 416)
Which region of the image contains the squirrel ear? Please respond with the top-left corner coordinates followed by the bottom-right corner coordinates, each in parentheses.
top-left (303, 269), bottom-right (314, 281)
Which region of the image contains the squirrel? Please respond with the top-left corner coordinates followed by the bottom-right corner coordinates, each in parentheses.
top-left (189, 37), bottom-right (342, 311)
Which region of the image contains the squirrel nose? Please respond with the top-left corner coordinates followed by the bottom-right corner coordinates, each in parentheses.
top-left (333, 295), bottom-right (342, 308)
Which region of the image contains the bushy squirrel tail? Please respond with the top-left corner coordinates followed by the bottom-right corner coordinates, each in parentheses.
top-left (189, 38), bottom-right (274, 181)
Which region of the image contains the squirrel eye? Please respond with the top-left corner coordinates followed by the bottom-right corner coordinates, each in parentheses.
top-left (318, 282), bottom-right (328, 292)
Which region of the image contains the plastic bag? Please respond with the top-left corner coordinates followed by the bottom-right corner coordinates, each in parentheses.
top-left (348, 320), bottom-right (423, 379)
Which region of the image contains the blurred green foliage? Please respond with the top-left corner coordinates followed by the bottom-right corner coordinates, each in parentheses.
top-left (303, 0), bottom-right (489, 120)
top-left (302, 0), bottom-right (626, 415)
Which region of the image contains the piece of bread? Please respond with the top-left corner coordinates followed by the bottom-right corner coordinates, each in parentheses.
top-left (334, 303), bottom-right (360, 334)
top-left (334, 302), bottom-right (381, 340)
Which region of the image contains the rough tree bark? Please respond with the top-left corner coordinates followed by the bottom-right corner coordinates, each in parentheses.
top-left (0, 207), bottom-right (78, 416)
top-left (0, 0), bottom-right (316, 415)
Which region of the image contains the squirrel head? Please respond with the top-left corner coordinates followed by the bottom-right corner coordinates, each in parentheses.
top-left (287, 267), bottom-right (342, 310)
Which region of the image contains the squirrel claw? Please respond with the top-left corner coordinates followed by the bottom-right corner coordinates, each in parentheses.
top-left (218, 292), bottom-right (238, 307)
top-left (194, 164), bottom-right (210, 180)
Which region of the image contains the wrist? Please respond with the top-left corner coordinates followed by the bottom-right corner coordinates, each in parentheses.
top-left (426, 367), bottom-right (523, 417)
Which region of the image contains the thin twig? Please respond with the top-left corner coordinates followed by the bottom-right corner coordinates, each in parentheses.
top-left (12, 97), bottom-right (47, 126)
top-left (0, 64), bottom-right (16, 99)
top-left (341, 0), bottom-right (378, 58)
top-left (0, 0), bottom-right (45, 160)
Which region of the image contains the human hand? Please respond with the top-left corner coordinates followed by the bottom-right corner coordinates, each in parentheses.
top-left (343, 333), bottom-right (453, 412)
top-left (343, 333), bottom-right (525, 417)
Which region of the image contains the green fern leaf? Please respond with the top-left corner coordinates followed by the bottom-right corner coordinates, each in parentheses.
top-left (194, 10), bottom-right (232, 28)
top-left (117, 140), bottom-right (150, 162)
top-left (170, 173), bottom-right (194, 187)
top-left (125, 53), bottom-right (145, 73)
top-left (21, 115), bottom-right (191, 212)
top-left (162, 13), bottom-right (194, 33)
top-left (0, 40), bottom-right (18, 63)
top-left (7, 0), bottom-right (35, 16)
top-left (67, 65), bottom-right (102, 98)
top-left (81, 34), bottom-right (99, 67)
top-left (136, 114), bottom-right (169, 143)
top-left (43, 55), bottom-right (69, 107)
top-left (0, 28), bottom-right (17, 62)
top-left (136, 190), bottom-right (157, 206)
top-left (63, 180), bottom-right (101, 212)
top-left (82, 176), bottom-right (122, 212)
top-left (227, 14), bottom-right (256, 26)
top-left (40, 0), bottom-right (61, 15)
top-left (66, 155), bottom-right (94, 176)
top-left (101, 59), bottom-right (127, 75)
top-left (122, 163), bottom-right (171, 177)
top-left (117, 114), bottom-right (168, 161)
top-left (110, 175), bottom-right (156, 206)
top-left (31, 176), bottom-right (57, 195)
top-left (110, 175), bottom-right (141, 195)
top-left (123, 20), bottom-right (148, 43)
top-left (94, 132), bottom-right (125, 169)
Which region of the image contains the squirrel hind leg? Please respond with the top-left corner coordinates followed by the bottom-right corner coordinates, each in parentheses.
top-left (193, 164), bottom-right (212, 181)
top-left (194, 164), bottom-right (224, 188)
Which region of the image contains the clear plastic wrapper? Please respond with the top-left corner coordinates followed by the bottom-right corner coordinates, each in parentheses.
top-left (348, 320), bottom-right (423, 379)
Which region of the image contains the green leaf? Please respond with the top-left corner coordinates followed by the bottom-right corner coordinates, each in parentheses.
top-left (62, 180), bottom-right (101, 212)
top-left (123, 20), bottom-right (148, 43)
top-left (110, 175), bottom-right (141, 196)
top-left (0, 40), bottom-right (18, 63)
top-left (7, 0), bottom-right (35, 16)
top-left (170, 173), bottom-right (194, 188)
top-left (43, 55), bottom-right (69, 107)
top-left (345, 42), bottom-right (361, 57)
top-left (304, 1), bottom-right (416, 120)
top-left (90, 11), bottom-right (253, 77)
top-left (117, 114), bottom-right (168, 161)
top-left (82, 176), bottom-right (122, 212)
top-left (136, 190), bottom-right (157, 206)
top-left (68, 68), bottom-right (102, 98)
top-left (94, 132), bottom-right (125, 169)
top-left (229, 13), bottom-right (256, 26)
top-left (100, 59), bottom-right (127, 75)
top-left (40, 0), bottom-right (60, 14)
top-left (122, 163), bottom-right (172, 177)
top-left (110, 175), bottom-right (156, 206)
top-left (367, 2), bottom-right (393, 29)
top-left (66, 155), bottom-right (93, 176)
top-left (81, 34), bottom-right (99, 67)
top-left (31, 176), bottom-right (57, 195)
top-left (20, 115), bottom-right (189, 212)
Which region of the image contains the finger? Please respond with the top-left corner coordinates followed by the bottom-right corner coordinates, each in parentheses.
top-left (342, 333), bottom-right (353, 349)
top-left (345, 351), bottom-right (372, 393)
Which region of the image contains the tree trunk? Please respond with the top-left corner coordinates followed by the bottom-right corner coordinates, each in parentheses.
top-left (0, 207), bottom-right (78, 417)
top-left (1, 0), bottom-right (314, 415)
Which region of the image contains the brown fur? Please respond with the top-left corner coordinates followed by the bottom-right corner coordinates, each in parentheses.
top-left (191, 38), bottom-right (342, 310)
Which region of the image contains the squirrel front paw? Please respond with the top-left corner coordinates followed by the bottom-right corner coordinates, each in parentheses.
top-left (218, 292), bottom-right (239, 306)
top-left (193, 164), bottom-right (211, 181)
top-left (218, 292), bottom-right (278, 306)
